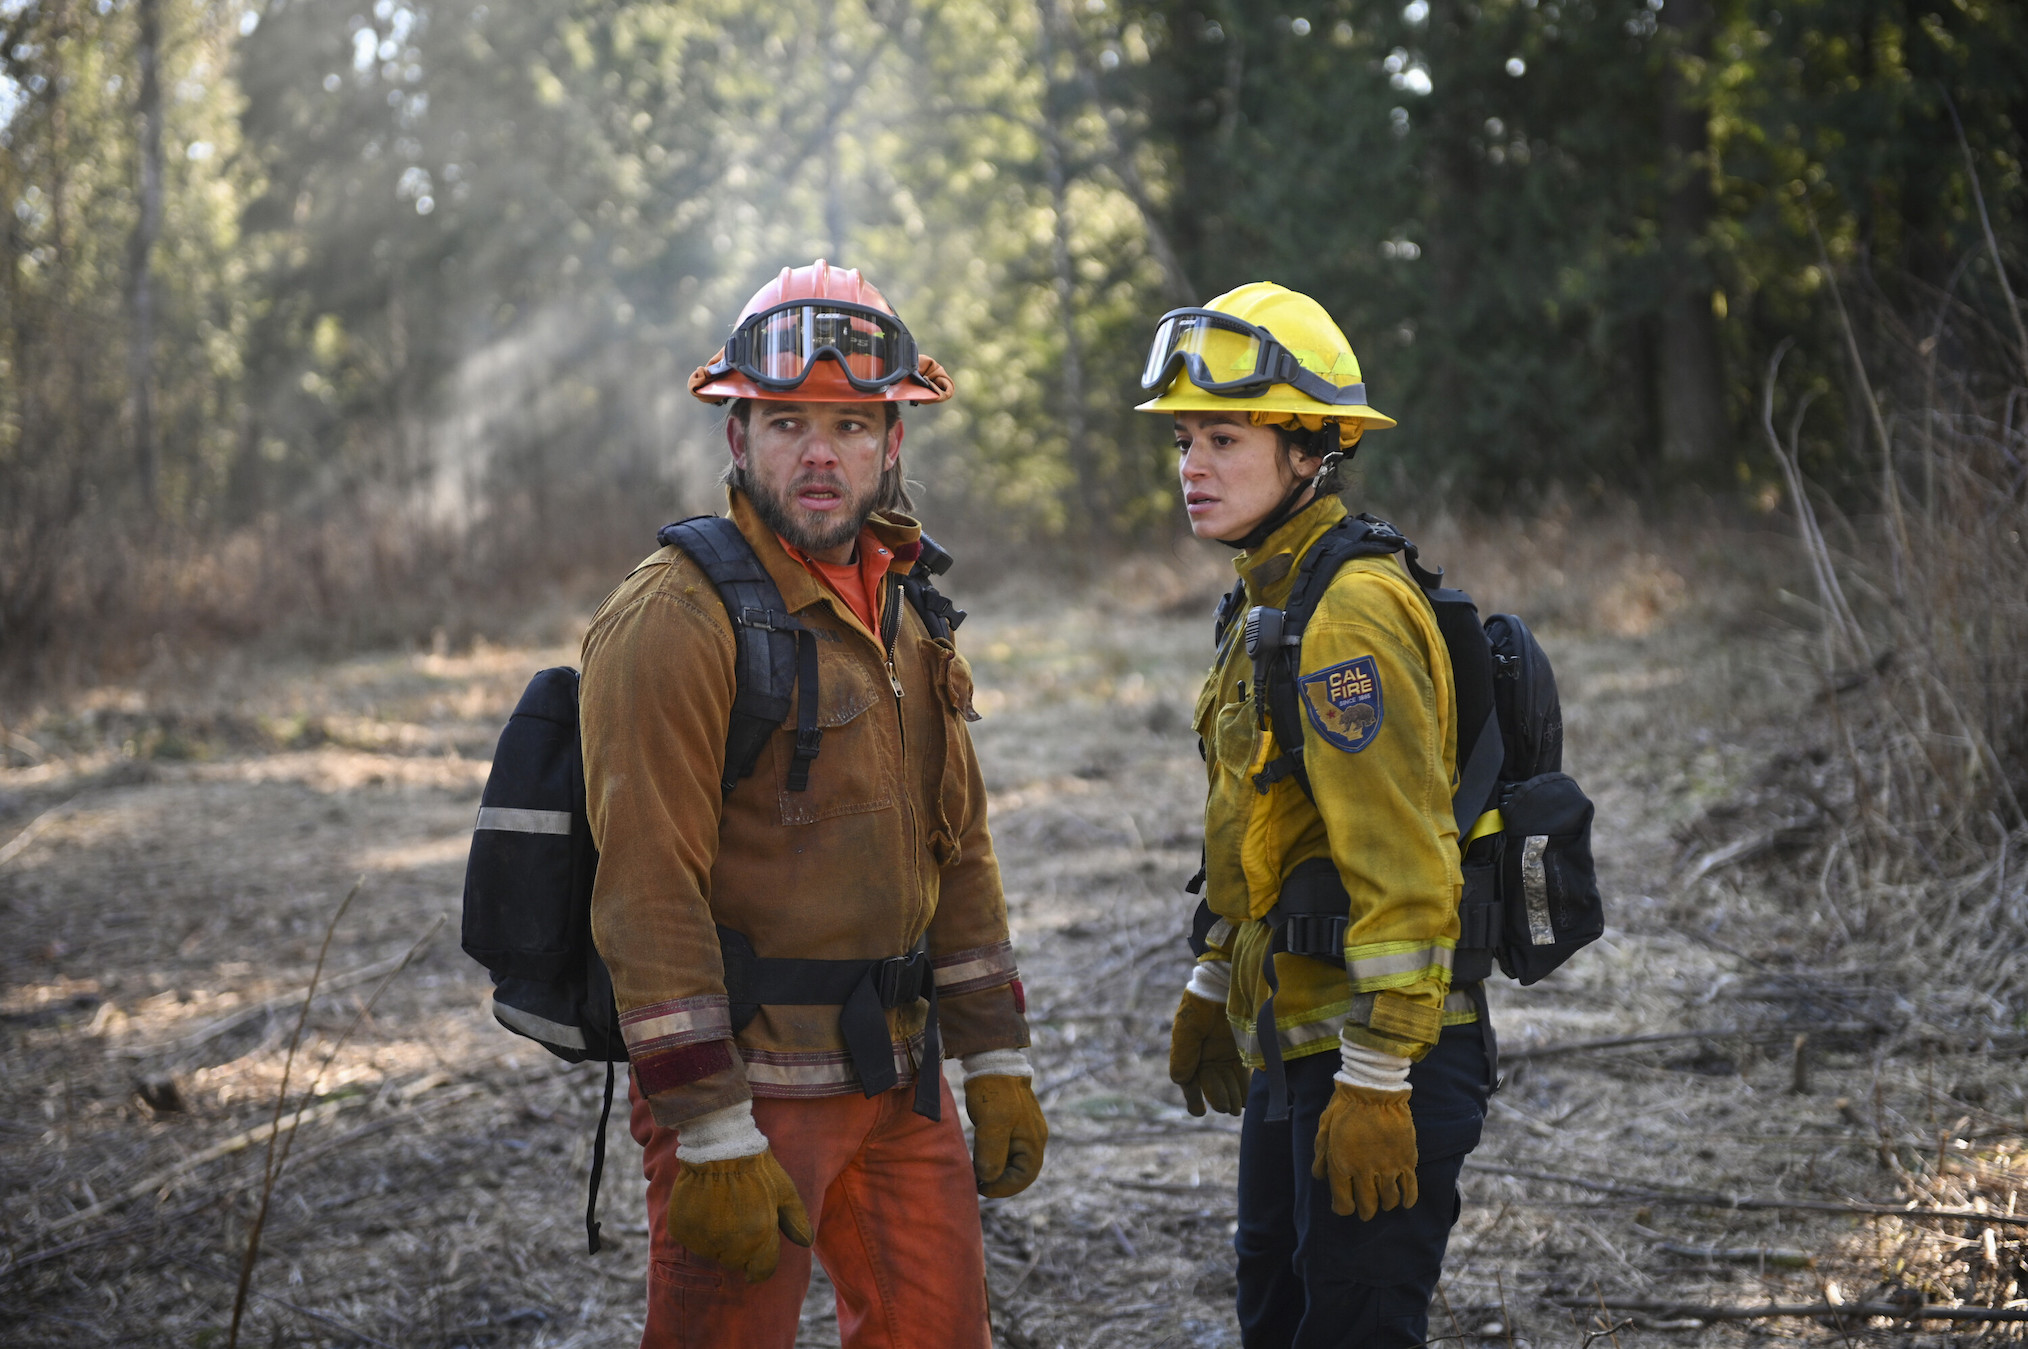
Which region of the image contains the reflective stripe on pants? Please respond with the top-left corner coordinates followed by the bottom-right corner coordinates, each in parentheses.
top-left (631, 1072), bottom-right (990, 1349)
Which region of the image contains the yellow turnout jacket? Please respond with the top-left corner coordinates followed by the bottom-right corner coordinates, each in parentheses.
top-left (1194, 495), bottom-right (1475, 1066)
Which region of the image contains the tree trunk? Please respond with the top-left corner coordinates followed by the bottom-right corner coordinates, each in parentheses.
top-left (1656, 0), bottom-right (1728, 469)
top-left (1037, 0), bottom-right (1094, 536)
top-left (126, 0), bottom-right (164, 508)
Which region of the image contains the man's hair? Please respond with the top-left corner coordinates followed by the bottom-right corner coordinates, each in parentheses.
top-left (719, 399), bottom-right (913, 514)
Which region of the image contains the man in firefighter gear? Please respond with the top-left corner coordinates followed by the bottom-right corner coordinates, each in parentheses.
top-left (580, 261), bottom-right (1045, 1348)
top-left (1147, 282), bottom-right (1492, 1347)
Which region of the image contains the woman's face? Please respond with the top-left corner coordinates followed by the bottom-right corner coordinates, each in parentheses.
top-left (1175, 412), bottom-right (1304, 542)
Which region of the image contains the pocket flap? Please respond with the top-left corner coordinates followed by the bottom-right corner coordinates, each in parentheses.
top-left (1499, 772), bottom-right (1593, 837)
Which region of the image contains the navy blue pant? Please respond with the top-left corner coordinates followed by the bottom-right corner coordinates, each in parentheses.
top-left (1234, 1023), bottom-right (1490, 1349)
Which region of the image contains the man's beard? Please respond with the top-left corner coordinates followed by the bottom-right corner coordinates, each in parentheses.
top-left (744, 467), bottom-right (878, 557)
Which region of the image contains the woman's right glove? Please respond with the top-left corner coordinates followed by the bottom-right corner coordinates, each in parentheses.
top-left (1310, 1037), bottom-right (1418, 1220)
top-left (1168, 980), bottom-right (1249, 1117)
top-left (667, 1103), bottom-right (813, 1283)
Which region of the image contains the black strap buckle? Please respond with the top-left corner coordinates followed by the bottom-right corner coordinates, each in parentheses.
top-left (1280, 913), bottom-right (1347, 959)
top-left (737, 606), bottom-right (801, 633)
top-left (871, 950), bottom-right (926, 1008)
top-left (1253, 749), bottom-right (1304, 794)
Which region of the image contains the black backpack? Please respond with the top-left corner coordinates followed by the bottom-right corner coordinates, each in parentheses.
top-left (1189, 512), bottom-right (1603, 1111)
top-left (460, 515), bottom-right (964, 1252)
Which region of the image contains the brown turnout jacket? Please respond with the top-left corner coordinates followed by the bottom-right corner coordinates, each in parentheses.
top-left (580, 490), bottom-right (1028, 1127)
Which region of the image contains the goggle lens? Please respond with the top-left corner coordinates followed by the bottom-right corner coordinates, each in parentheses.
top-left (733, 302), bottom-right (913, 390)
top-left (1143, 312), bottom-right (1270, 392)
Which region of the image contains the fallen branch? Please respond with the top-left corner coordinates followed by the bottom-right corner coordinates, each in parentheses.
top-left (33, 1095), bottom-right (363, 1239)
top-left (1502, 1024), bottom-right (1879, 1062)
top-left (0, 1195), bottom-right (217, 1277)
top-left (1463, 1161), bottom-right (2028, 1227)
top-left (166, 1251), bottom-right (402, 1349)
top-left (8, 1061), bottom-right (563, 1272)
top-left (1655, 1241), bottom-right (1815, 1268)
top-left (127, 947), bottom-right (424, 1061)
top-left (0, 793), bottom-right (84, 868)
top-left (1551, 1296), bottom-right (2028, 1324)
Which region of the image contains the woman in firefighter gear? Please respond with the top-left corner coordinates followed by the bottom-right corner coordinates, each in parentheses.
top-left (1145, 282), bottom-right (1491, 1348)
top-left (583, 261), bottom-right (1045, 1347)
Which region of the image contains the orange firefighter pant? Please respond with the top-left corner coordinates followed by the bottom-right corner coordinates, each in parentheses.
top-left (630, 1071), bottom-right (991, 1349)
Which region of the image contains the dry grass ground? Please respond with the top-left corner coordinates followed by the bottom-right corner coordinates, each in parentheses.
top-left (2, 504), bottom-right (2024, 1347)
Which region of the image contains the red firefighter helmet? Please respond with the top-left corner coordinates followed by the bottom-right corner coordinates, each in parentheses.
top-left (689, 260), bottom-right (952, 405)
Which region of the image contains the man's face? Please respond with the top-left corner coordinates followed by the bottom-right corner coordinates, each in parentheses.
top-left (729, 401), bottom-right (903, 562)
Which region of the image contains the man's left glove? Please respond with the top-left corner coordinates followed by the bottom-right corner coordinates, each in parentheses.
top-left (667, 1103), bottom-right (813, 1283)
top-left (962, 1052), bottom-right (1048, 1198)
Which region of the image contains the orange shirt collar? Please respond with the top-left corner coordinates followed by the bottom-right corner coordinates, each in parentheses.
top-left (777, 528), bottom-right (899, 641)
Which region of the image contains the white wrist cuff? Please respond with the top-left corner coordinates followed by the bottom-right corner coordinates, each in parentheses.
top-left (1185, 959), bottom-right (1231, 1004)
top-left (1335, 1032), bottom-right (1412, 1094)
top-left (675, 1101), bottom-right (769, 1163)
top-left (960, 1049), bottom-right (1032, 1082)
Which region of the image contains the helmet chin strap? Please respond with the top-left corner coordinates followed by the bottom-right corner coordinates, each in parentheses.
top-left (1215, 446), bottom-right (1347, 552)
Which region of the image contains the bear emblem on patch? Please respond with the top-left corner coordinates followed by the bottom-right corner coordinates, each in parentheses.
top-left (1299, 656), bottom-right (1384, 752)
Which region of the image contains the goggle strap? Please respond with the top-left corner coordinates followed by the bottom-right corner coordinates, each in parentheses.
top-left (1144, 309), bottom-right (1369, 406)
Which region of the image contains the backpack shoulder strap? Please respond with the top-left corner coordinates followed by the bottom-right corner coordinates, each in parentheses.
top-left (897, 532), bottom-right (967, 643)
top-left (1253, 515), bottom-right (1411, 798)
top-left (656, 516), bottom-right (821, 795)
top-left (1255, 514), bottom-right (1501, 835)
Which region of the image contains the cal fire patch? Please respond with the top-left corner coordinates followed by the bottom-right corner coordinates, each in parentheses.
top-left (1299, 656), bottom-right (1384, 753)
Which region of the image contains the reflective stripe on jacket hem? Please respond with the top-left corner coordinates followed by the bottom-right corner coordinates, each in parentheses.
top-left (1230, 987), bottom-right (1481, 1066)
top-left (743, 1033), bottom-right (926, 1097)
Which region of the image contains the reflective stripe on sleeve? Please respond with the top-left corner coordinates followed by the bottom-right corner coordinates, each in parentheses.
top-left (619, 994), bottom-right (732, 1055)
top-left (474, 806), bottom-right (572, 835)
top-left (931, 940), bottom-right (1018, 997)
top-left (1345, 941), bottom-right (1455, 987)
top-left (1204, 918), bottom-right (1236, 950)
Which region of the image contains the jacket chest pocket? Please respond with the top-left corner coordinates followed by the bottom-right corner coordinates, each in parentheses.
top-left (921, 638), bottom-right (981, 865)
top-left (776, 651), bottom-right (897, 825)
top-left (1209, 692), bottom-right (1262, 783)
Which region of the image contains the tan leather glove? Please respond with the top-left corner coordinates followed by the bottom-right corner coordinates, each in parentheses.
top-left (1169, 990), bottom-right (1249, 1117)
top-left (965, 1074), bottom-right (1048, 1198)
top-left (665, 1148), bottom-right (814, 1283)
top-left (1311, 1082), bottom-right (1418, 1220)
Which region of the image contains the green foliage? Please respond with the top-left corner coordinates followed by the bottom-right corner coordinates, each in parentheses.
top-left (0, 0), bottom-right (2022, 677)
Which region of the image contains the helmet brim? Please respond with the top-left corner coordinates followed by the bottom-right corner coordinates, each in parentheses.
top-left (691, 353), bottom-right (954, 405)
top-left (1134, 386), bottom-right (1397, 430)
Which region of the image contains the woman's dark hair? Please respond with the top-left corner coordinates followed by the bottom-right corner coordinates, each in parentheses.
top-left (1270, 422), bottom-right (1348, 495)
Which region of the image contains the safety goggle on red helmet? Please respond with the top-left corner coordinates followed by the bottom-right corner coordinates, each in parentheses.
top-left (705, 299), bottom-right (925, 395)
top-left (1141, 308), bottom-right (1370, 406)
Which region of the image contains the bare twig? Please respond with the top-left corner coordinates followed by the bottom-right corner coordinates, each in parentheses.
top-left (1552, 1296), bottom-right (2028, 1324)
top-left (128, 946), bottom-right (425, 1061)
top-left (228, 874), bottom-right (363, 1349)
top-left (1463, 1160), bottom-right (2028, 1226)
top-left (1812, 213), bottom-right (1912, 591)
top-left (0, 791), bottom-right (84, 868)
top-left (1943, 90), bottom-right (2028, 385)
top-left (1655, 1240), bottom-right (1815, 1268)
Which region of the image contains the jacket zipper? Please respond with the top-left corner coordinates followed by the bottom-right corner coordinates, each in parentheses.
top-left (880, 576), bottom-right (926, 944)
top-left (882, 580), bottom-right (905, 710)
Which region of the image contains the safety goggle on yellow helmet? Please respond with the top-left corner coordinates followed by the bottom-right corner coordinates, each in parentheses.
top-left (1135, 282), bottom-right (1395, 430)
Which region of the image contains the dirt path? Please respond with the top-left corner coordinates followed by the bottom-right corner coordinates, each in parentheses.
top-left (2, 542), bottom-right (2020, 1347)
